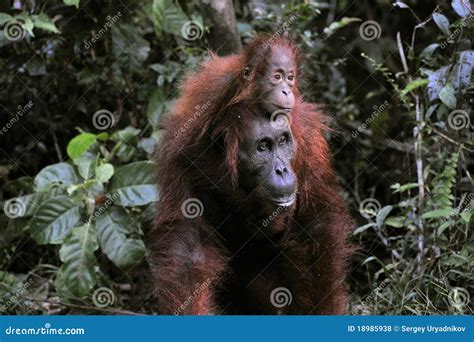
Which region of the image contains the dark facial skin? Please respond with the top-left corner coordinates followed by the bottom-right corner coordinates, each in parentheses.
top-left (238, 115), bottom-right (297, 207)
top-left (259, 46), bottom-right (296, 114)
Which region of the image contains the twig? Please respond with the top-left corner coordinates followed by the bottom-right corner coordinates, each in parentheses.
top-left (429, 125), bottom-right (474, 153)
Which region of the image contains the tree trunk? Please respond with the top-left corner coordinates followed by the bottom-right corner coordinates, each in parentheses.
top-left (199, 0), bottom-right (242, 55)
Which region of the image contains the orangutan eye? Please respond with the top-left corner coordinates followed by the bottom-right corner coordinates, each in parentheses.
top-left (278, 135), bottom-right (288, 146)
top-left (288, 75), bottom-right (294, 81)
top-left (274, 73), bottom-right (282, 80)
top-left (257, 140), bottom-right (270, 151)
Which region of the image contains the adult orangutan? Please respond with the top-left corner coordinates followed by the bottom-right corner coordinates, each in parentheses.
top-left (149, 35), bottom-right (354, 314)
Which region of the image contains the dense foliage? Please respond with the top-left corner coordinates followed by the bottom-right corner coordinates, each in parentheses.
top-left (0, 0), bottom-right (472, 315)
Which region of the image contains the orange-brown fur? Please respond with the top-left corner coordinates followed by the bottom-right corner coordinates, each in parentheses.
top-left (149, 36), bottom-right (354, 314)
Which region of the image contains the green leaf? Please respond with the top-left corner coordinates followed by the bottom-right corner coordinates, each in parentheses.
top-left (449, 51), bottom-right (474, 93)
top-left (63, 0), bottom-right (80, 8)
top-left (432, 13), bottom-right (450, 35)
top-left (67, 133), bottom-right (97, 160)
top-left (95, 163), bottom-right (114, 183)
top-left (385, 216), bottom-right (405, 228)
top-left (323, 17), bottom-right (361, 37)
top-left (31, 13), bottom-right (60, 34)
top-left (34, 163), bottom-right (82, 190)
top-left (0, 13), bottom-right (14, 26)
top-left (73, 154), bottom-right (97, 180)
top-left (56, 223), bottom-right (98, 297)
top-left (376, 205), bottom-right (393, 227)
top-left (421, 208), bottom-right (454, 219)
top-left (109, 161), bottom-right (158, 206)
top-left (452, 0), bottom-right (471, 17)
top-left (30, 196), bottom-right (83, 244)
top-left (146, 88), bottom-right (168, 127)
top-left (391, 182), bottom-right (419, 193)
top-left (400, 78), bottom-right (429, 97)
top-left (353, 223), bottom-right (376, 235)
top-left (96, 207), bottom-right (145, 267)
top-left (420, 43), bottom-right (439, 60)
top-left (439, 84), bottom-right (457, 109)
top-left (427, 66), bottom-right (449, 101)
top-left (110, 127), bottom-right (140, 145)
top-left (151, 0), bottom-right (190, 38)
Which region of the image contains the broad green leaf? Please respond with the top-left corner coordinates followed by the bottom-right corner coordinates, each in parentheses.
top-left (452, 0), bottom-right (471, 16)
top-left (376, 205), bottom-right (393, 228)
top-left (353, 223), bottom-right (376, 235)
top-left (30, 196), bottom-right (83, 244)
top-left (439, 84), bottom-right (457, 109)
top-left (73, 154), bottom-right (97, 180)
top-left (67, 133), bottom-right (97, 160)
top-left (421, 208), bottom-right (454, 219)
top-left (16, 12), bottom-right (34, 37)
top-left (31, 13), bottom-right (60, 33)
top-left (146, 88), bottom-right (168, 128)
top-left (427, 66), bottom-right (449, 101)
top-left (111, 23), bottom-right (150, 71)
top-left (385, 216), bottom-right (405, 228)
top-left (63, 0), bottom-right (80, 8)
top-left (400, 79), bottom-right (429, 97)
top-left (151, 0), bottom-right (190, 38)
top-left (432, 13), bottom-right (450, 35)
top-left (109, 161), bottom-right (158, 206)
top-left (420, 43), bottom-right (439, 60)
top-left (95, 163), bottom-right (114, 183)
top-left (34, 163), bottom-right (82, 190)
top-left (110, 127), bottom-right (140, 145)
top-left (449, 51), bottom-right (474, 93)
top-left (96, 207), bottom-right (145, 267)
top-left (56, 223), bottom-right (98, 297)
top-left (0, 13), bottom-right (13, 26)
